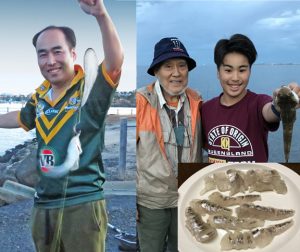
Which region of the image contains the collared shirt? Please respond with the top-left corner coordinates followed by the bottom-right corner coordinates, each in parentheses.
top-left (154, 80), bottom-right (192, 176)
top-left (18, 63), bottom-right (118, 209)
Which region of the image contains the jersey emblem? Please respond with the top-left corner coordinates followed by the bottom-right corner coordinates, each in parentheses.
top-left (207, 125), bottom-right (254, 158)
top-left (36, 102), bottom-right (45, 118)
top-left (39, 148), bottom-right (56, 173)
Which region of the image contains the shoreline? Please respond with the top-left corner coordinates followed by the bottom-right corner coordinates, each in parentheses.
top-left (0, 114), bottom-right (136, 188)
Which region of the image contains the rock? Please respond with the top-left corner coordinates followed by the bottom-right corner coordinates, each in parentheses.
top-left (15, 143), bottom-right (38, 187)
top-left (0, 151), bottom-right (13, 163)
top-left (0, 140), bottom-right (38, 187)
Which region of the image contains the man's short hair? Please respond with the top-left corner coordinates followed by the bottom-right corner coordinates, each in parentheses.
top-left (214, 34), bottom-right (257, 69)
top-left (32, 25), bottom-right (76, 49)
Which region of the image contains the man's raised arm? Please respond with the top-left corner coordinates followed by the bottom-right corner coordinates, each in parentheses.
top-left (78, 0), bottom-right (124, 83)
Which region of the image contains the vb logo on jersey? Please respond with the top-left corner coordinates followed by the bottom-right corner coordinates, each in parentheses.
top-left (39, 148), bottom-right (56, 173)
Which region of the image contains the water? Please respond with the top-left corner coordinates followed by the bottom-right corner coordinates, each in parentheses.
top-left (137, 64), bottom-right (300, 162)
top-left (0, 104), bottom-right (136, 156)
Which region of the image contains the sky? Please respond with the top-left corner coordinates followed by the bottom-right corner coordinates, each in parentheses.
top-left (137, 0), bottom-right (300, 67)
top-left (0, 0), bottom-right (136, 95)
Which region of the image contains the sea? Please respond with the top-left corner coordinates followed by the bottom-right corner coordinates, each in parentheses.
top-left (137, 64), bottom-right (300, 163)
top-left (0, 103), bottom-right (136, 156)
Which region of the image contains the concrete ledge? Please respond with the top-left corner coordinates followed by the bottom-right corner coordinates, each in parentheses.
top-left (3, 180), bottom-right (35, 198)
top-left (104, 180), bottom-right (136, 196)
top-left (0, 187), bottom-right (28, 205)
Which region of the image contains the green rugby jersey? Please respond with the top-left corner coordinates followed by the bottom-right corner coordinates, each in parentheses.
top-left (18, 63), bottom-right (117, 209)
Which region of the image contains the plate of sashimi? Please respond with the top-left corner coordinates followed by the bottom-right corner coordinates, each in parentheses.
top-left (178, 163), bottom-right (300, 252)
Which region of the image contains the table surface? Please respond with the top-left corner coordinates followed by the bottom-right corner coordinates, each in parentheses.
top-left (178, 163), bottom-right (300, 188)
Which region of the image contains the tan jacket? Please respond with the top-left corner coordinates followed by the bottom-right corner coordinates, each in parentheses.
top-left (136, 83), bottom-right (203, 209)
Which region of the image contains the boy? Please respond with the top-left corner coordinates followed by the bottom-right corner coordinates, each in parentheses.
top-left (202, 34), bottom-right (300, 163)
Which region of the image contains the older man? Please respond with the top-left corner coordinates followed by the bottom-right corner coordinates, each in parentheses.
top-left (136, 37), bottom-right (202, 252)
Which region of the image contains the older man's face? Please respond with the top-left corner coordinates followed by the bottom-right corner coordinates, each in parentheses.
top-left (155, 58), bottom-right (188, 100)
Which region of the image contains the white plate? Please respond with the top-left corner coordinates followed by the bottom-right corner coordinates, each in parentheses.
top-left (178, 163), bottom-right (300, 252)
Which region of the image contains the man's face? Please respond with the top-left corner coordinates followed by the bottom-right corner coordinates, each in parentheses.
top-left (155, 58), bottom-right (189, 99)
top-left (35, 29), bottom-right (76, 87)
top-left (218, 52), bottom-right (251, 104)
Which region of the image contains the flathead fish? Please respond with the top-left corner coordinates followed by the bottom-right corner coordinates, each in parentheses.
top-left (274, 85), bottom-right (299, 162)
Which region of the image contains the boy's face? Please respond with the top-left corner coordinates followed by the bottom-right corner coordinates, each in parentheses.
top-left (155, 58), bottom-right (189, 99)
top-left (218, 52), bottom-right (250, 104)
top-left (35, 29), bottom-right (76, 87)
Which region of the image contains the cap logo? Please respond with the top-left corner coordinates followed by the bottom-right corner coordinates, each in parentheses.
top-left (171, 38), bottom-right (184, 52)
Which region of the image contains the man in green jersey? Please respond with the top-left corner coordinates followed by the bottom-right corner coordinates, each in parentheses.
top-left (0, 0), bottom-right (123, 251)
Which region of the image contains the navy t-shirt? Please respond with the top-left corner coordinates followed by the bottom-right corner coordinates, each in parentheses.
top-left (201, 90), bottom-right (279, 163)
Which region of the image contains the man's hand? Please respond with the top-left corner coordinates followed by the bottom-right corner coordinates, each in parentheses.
top-left (78, 0), bottom-right (104, 18)
top-left (78, 0), bottom-right (123, 83)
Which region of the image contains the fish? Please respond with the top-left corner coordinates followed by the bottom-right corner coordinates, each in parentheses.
top-left (221, 230), bottom-right (255, 250)
top-left (274, 85), bottom-right (299, 162)
top-left (200, 171), bottom-right (235, 195)
top-left (200, 174), bottom-right (216, 195)
top-left (81, 48), bottom-right (99, 107)
top-left (220, 219), bottom-right (294, 250)
top-left (248, 169), bottom-right (287, 194)
top-left (41, 48), bottom-right (98, 178)
top-left (208, 215), bottom-right (265, 231)
top-left (190, 199), bottom-right (232, 216)
top-left (226, 169), bottom-right (247, 196)
top-left (252, 219), bottom-right (294, 248)
top-left (201, 169), bottom-right (287, 196)
top-left (41, 132), bottom-right (82, 178)
top-left (208, 191), bottom-right (261, 207)
top-left (185, 206), bottom-right (217, 243)
top-left (236, 203), bottom-right (295, 221)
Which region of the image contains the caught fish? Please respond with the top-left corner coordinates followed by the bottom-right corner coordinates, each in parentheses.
top-left (252, 219), bottom-right (294, 248)
top-left (190, 199), bottom-right (232, 216)
top-left (41, 132), bottom-right (82, 177)
top-left (208, 192), bottom-right (261, 207)
top-left (236, 203), bottom-right (295, 221)
top-left (221, 230), bottom-right (255, 250)
top-left (248, 169), bottom-right (287, 194)
top-left (200, 171), bottom-right (235, 195)
top-left (185, 206), bottom-right (217, 243)
top-left (208, 214), bottom-right (265, 231)
top-left (226, 169), bottom-right (247, 196)
top-left (81, 48), bottom-right (99, 107)
top-left (200, 174), bottom-right (216, 195)
top-left (41, 48), bottom-right (98, 178)
top-left (274, 85), bottom-right (299, 162)
top-left (201, 168), bottom-right (287, 196)
top-left (220, 219), bottom-right (294, 250)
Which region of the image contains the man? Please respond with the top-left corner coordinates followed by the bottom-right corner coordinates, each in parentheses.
top-left (136, 37), bottom-right (202, 251)
top-left (202, 33), bottom-right (300, 162)
top-left (0, 0), bottom-right (123, 251)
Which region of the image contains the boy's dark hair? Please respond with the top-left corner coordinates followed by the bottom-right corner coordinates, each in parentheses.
top-left (214, 34), bottom-right (257, 69)
top-left (32, 25), bottom-right (76, 49)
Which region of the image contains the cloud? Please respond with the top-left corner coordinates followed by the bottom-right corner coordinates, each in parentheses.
top-left (256, 9), bottom-right (300, 29)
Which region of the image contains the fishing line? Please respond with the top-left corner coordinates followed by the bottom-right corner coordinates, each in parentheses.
top-left (49, 79), bottom-right (84, 252)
